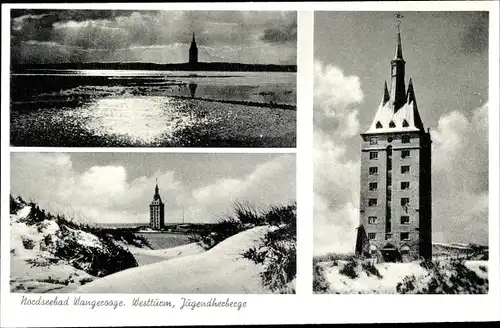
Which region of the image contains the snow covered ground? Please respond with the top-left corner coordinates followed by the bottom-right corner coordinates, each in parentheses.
top-left (320, 260), bottom-right (488, 294)
top-left (126, 243), bottom-right (205, 266)
top-left (10, 205), bottom-right (97, 293)
top-left (74, 226), bottom-right (272, 293)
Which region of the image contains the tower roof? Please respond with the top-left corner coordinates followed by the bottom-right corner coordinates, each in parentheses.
top-left (364, 83), bottom-right (424, 134)
top-left (393, 22), bottom-right (404, 60)
top-left (364, 14), bottom-right (425, 134)
top-left (152, 179), bottom-right (163, 202)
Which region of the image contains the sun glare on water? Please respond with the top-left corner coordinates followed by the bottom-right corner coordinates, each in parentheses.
top-left (66, 96), bottom-right (205, 144)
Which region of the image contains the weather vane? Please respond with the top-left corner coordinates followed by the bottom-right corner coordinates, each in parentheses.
top-left (395, 13), bottom-right (404, 31)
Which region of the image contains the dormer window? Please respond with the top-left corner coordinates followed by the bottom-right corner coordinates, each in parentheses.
top-left (402, 120), bottom-right (409, 127)
top-left (376, 122), bottom-right (383, 129)
top-left (389, 121), bottom-right (396, 128)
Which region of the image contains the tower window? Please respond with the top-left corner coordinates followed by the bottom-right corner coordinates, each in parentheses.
top-left (370, 151), bottom-right (378, 160)
top-left (401, 216), bottom-right (410, 224)
top-left (401, 165), bottom-right (410, 174)
top-left (368, 233), bottom-right (377, 240)
top-left (368, 217), bottom-right (377, 224)
top-left (376, 122), bottom-right (383, 129)
top-left (369, 167), bottom-right (378, 175)
top-left (400, 232), bottom-right (410, 241)
top-left (401, 198), bottom-right (410, 207)
top-left (368, 198), bottom-right (378, 206)
top-left (401, 182), bottom-right (410, 190)
top-left (389, 121), bottom-right (396, 128)
top-left (402, 120), bottom-right (410, 127)
top-left (385, 233), bottom-right (393, 240)
top-left (369, 182), bottom-right (378, 191)
top-left (402, 135), bottom-right (411, 143)
top-left (370, 137), bottom-right (378, 145)
top-left (402, 150), bottom-right (410, 158)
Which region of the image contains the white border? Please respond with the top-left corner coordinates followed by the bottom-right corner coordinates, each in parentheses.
top-left (2, 2), bottom-right (499, 326)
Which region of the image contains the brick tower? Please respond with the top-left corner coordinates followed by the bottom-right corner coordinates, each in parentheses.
top-left (149, 179), bottom-right (165, 230)
top-left (355, 15), bottom-right (432, 262)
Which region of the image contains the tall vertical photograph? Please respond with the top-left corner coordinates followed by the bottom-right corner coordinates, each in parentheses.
top-left (9, 10), bottom-right (297, 147)
top-left (313, 12), bottom-right (489, 294)
top-left (9, 153), bottom-right (296, 293)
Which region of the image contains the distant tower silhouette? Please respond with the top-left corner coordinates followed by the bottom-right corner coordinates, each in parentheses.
top-left (149, 179), bottom-right (165, 230)
top-left (189, 32), bottom-right (198, 64)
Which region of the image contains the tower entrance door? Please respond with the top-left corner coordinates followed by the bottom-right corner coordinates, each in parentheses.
top-left (381, 243), bottom-right (401, 262)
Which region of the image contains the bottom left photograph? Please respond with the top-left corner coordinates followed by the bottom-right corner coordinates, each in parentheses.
top-left (9, 152), bottom-right (296, 294)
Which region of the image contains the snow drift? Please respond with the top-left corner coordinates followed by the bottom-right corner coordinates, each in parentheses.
top-left (10, 197), bottom-right (139, 293)
top-left (314, 258), bottom-right (488, 294)
top-left (74, 226), bottom-right (273, 293)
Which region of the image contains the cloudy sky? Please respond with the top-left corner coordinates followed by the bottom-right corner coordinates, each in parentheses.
top-left (10, 10), bottom-right (297, 65)
top-left (314, 11), bottom-right (489, 255)
top-left (11, 153), bottom-right (296, 225)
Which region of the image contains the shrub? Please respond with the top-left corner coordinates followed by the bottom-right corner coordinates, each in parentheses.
top-left (194, 217), bottom-right (244, 250)
top-left (233, 200), bottom-right (264, 226)
top-left (260, 242), bottom-right (296, 293)
top-left (397, 259), bottom-right (488, 294)
top-left (264, 203), bottom-right (297, 227)
top-left (242, 203), bottom-right (297, 294)
top-left (362, 262), bottom-right (383, 279)
top-left (339, 258), bottom-right (359, 279)
top-left (10, 195), bottom-right (25, 214)
top-left (190, 201), bottom-right (290, 250)
top-left (467, 244), bottom-right (489, 260)
top-left (11, 197), bottom-right (139, 277)
top-left (313, 263), bottom-right (330, 293)
top-left (22, 238), bottom-right (35, 250)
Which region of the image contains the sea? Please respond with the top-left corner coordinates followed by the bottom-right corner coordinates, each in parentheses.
top-left (98, 222), bottom-right (192, 250)
top-left (10, 69), bottom-right (296, 147)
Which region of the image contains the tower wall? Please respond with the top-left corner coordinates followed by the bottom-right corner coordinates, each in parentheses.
top-left (360, 131), bottom-right (429, 261)
top-left (189, 46), bottom-right (198, 64)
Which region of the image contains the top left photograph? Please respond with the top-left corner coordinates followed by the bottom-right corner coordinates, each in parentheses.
top-left (9, 10), bottom-right (297, 148)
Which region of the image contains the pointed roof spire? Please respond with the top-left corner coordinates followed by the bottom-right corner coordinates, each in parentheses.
top-left (154, 178), bottom-right (159, 197)
top-left (406, 78), bottom-right (415, 103)
top-left (381, 81), bottom-right (390, 105)
top-left (192, 32), bottom-right (196, 43)
top-left (394, 13), bottom-right (404, 60)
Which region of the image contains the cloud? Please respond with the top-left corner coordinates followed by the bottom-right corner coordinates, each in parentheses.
top-left (11, 10), bottom-right (297, 65)
top-left (314, 60), bottom-right (363, 138)
top-left (10, 153), bottom-right (295, 225)
top-left (431, 102), bottom-right (488, 244)
top-left (261, 22), bottom-right (297, 44)
top-left (313, 60), bottom-right (363, 256)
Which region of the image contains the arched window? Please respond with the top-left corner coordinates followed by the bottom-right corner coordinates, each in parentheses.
top-left (376, 121), bottom-right (383, 129)
top-left (400, 245), bottom-right (410, 253)
top-left (402, 120), bottom-right (409, 127)
top-left (389, 121), bottom-right (396, 128)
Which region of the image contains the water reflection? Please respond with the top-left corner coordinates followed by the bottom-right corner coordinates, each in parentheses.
top-left (188, 83), bottom-right (198, 98)
top-left (75, 97), bottom-right (204, 144)
top-left (10, 70), bottom-right (297, 147)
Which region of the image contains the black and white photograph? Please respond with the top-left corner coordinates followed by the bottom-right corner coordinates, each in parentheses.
top-left (10, 10), bottom-right (297, 147)
top-left (313, 11), bottom-right (489, 294)
top-left (2, 1), bottom-right (500, 327)
top-left (9, 152), bottom-right (296, 293)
